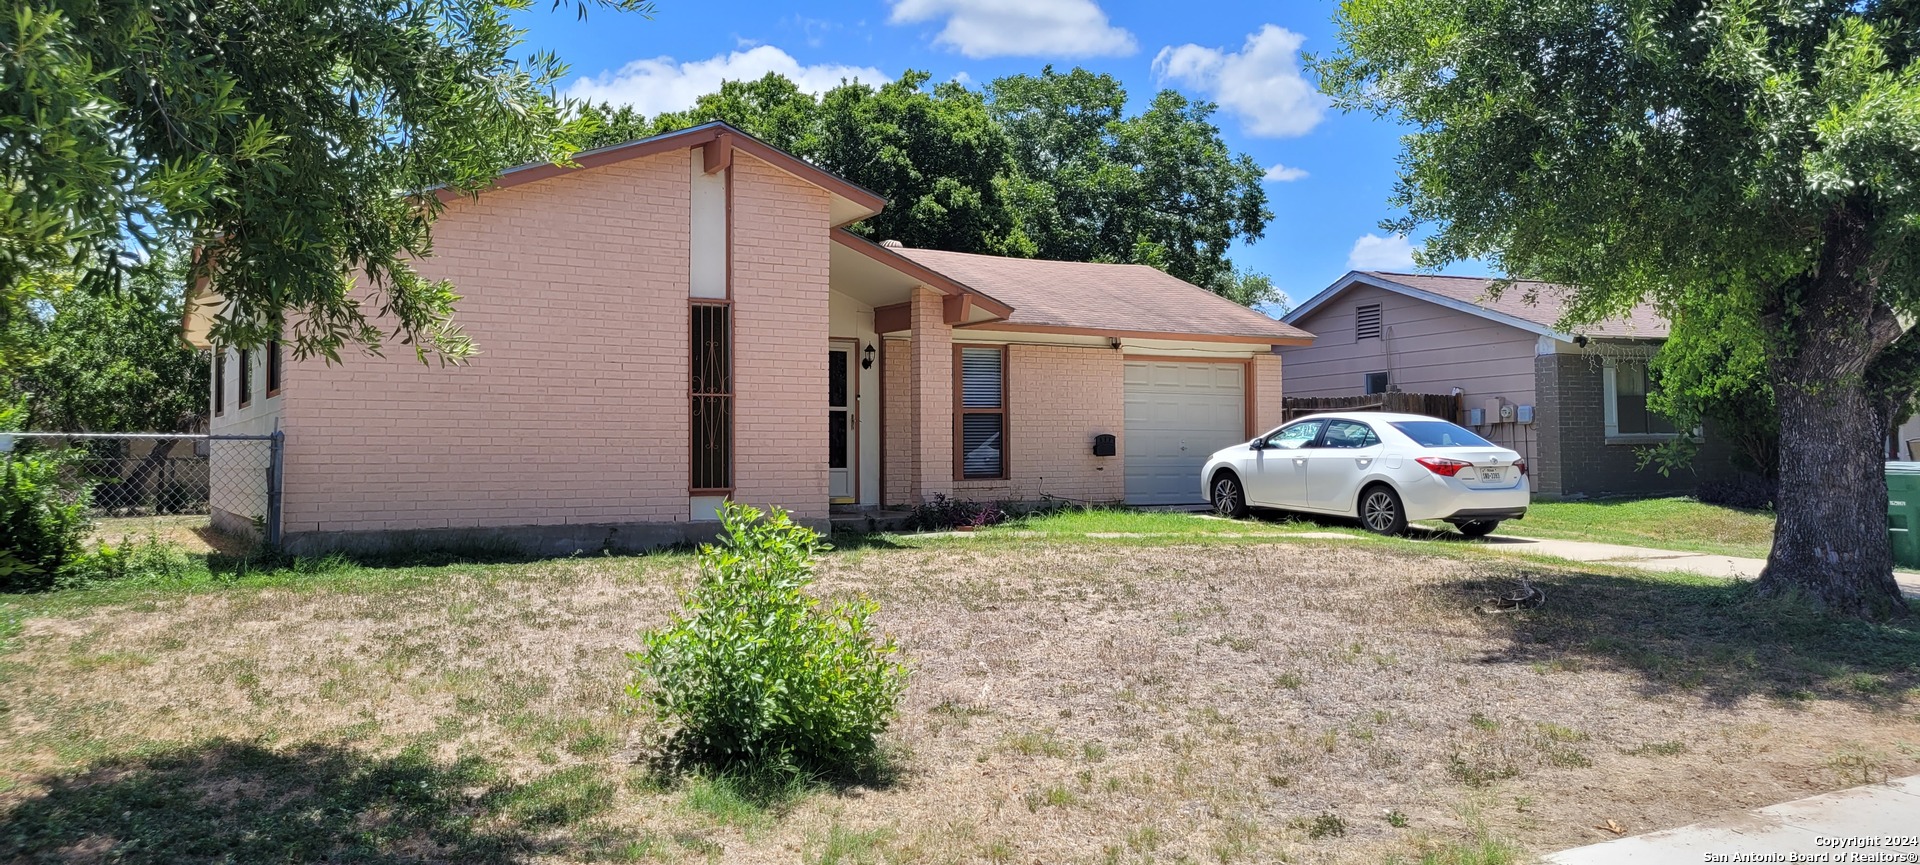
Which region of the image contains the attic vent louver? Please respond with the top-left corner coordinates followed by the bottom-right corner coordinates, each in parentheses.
top-left (880, 239), bottom-right (904, 249)
top-left (1356, 303), bottom-right (1383, 340)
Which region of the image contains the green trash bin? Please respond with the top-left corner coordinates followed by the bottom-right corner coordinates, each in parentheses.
top-left (1887, 463), bottom-right (1920, 569)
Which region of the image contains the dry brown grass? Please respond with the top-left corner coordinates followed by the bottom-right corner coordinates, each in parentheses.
top-left (2, 536), bottom-right (1917, 863)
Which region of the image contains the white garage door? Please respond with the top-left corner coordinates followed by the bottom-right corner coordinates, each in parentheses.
top-left (1124, 361), bottom-right (1246, 505)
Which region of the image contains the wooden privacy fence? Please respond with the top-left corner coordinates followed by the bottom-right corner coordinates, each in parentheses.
top-left (1281, 393), bottom-right (1462, 423)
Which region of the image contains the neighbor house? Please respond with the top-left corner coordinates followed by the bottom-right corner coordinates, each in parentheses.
top-left (183, 122), bottom-right (1313, 553)
top-left (1280, 271), bottom-right (1736, 498)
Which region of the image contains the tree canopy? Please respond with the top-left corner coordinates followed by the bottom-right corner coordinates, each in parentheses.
top-left (4, 250), bottom-right (207, 434)
top-left (2, 0), bottom-right (648, 366)
top-left (1319, 0), bottom-right (1920, 616)
top-left (574, 67), bottom-right (1279, 305)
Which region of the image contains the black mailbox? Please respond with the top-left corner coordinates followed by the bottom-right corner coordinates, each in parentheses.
top-left (1092, 433), bottom-right (1117, 457)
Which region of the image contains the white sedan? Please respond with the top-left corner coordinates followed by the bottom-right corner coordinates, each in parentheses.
top-left (1199, 412), bottom-right (1530, 536)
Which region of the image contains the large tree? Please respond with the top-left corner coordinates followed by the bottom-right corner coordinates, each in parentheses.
top-left (1319, 0), bottom-right (1920, 617)
top-left (6, 251), bottom-right (207, 434)
top-left (988, 68), bottom-right (1274, 298)
top-left (2, 0), bottom-right (645, 366)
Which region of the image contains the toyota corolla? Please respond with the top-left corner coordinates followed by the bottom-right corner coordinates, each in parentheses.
top-left (1199, 412), bottom-right (1530, 536)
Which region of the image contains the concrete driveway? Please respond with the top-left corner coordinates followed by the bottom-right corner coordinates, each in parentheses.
top-left (1470, 534), bottom-right (1920, 598)
top-left (1548, 774), bottom-right (1920, 864)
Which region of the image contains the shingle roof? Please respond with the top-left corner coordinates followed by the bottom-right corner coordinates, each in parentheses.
top-left (1359, 272), bottom-right (1668, 339)
top-left (891, 247), bottom-right (1314, 343)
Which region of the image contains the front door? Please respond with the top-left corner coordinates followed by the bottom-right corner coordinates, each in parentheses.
top-left (828, 342), bottom-right (855, 502)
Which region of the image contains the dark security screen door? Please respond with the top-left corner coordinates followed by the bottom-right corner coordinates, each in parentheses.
top-left (828, 346), bottom-right (853, 500)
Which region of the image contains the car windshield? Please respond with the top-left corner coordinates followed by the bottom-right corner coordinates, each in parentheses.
top-left (1389, 420), bottom-right (1495, 448)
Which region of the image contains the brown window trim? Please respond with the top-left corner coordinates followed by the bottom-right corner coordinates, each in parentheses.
top-left (953, 343), bottom-right (1008, 481)
top-left (266, 340), bottom-right (283, 397)
top-left (237, 348), bottom-right (252, 409)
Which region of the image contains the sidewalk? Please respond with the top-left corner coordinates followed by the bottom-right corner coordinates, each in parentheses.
top-left (1476, 535), bottom-right (1920, 598)
top-left (1548, 775), bottom-right (1920, 864)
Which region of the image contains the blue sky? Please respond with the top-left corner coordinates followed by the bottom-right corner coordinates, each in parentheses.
top-left (514, 0), bottom-right (1484, 311)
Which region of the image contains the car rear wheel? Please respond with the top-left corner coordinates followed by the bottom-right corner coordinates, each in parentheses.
top-left (1456, 519), bottom-right (1500, 538)
top-left (1359, 484), bottom-right (1408, 535)
top-left (1211, 472), bottom-right (1249, 519)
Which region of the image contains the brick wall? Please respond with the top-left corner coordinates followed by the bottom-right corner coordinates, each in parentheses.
top-left (908, 288), bottom-right (953, 502)
top-left (1249, 352), bottom-right (1285, 435)
top-left (1537, 352), bottom-right (1739, 498)
top-left (280, 147), bottom-right (832, 534)
top-left (730, 152), bottom-right (830, 520)
top-left (882, 337), bottom-right (913, 506)
top-left (951, 344), bottom-right (1125, 503)
top-left (1533, 354), bottom-right (1567, 497)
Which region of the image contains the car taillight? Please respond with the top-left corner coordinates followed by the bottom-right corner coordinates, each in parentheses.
top-left (1515, 459), bottom-right (1528, 476)
top-left (1416, 457), bottom-right (1473, 477)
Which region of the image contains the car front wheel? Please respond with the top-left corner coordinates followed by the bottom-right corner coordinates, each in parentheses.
top-left (1359, 484), bottom-right (1408, 535)
top-left (1211, 473), bottom-right (1250, 519)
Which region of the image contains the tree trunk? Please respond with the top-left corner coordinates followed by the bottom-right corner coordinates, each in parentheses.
top-left (1756, 203), bottom-right (1910, 619)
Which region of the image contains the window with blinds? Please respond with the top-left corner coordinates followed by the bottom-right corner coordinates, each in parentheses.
top-left (266, 340), bottom-right (283, 396)
top-left (1356, 303), bottom-right (1383, 340)
top-left (957, 346), bottom-right (1006, 480)
top-left (691, 303), bottom-right (732, 491)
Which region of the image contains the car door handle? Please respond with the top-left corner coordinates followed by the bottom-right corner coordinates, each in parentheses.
top-left (1293, 458), bottom-right (1306, 465)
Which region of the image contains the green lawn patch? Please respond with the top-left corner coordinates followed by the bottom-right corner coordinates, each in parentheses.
top-left (1501, 496), bottom-right (1774, 559)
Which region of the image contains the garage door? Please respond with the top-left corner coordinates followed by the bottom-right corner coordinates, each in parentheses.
top-left (1124, 361), bottom-right (1246, 505)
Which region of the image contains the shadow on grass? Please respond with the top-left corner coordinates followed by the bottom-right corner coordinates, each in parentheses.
top-left (1442, 568), bottom-right (1920, 707)
top-left (0, 741), bottom-right (616, 864)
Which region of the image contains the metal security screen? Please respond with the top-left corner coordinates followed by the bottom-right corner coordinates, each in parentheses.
top-left (691, 303), bottom-right (732, 491)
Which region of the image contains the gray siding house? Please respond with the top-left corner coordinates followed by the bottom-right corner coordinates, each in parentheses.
top-left (1280, 271), bottom-right (1735, 499)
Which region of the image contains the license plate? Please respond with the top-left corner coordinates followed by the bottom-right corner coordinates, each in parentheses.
top-left (1478, 467), bottom-right (1504, 482)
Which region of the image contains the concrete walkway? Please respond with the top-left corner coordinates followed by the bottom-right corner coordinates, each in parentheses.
top-left (1548, 775), bottom-right (1920, 864)
top-left (1473, 534), bottom-right (1920, 598)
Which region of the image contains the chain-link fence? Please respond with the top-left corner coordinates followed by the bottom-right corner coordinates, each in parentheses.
top-left (2, 432), bottom-right (283, 550)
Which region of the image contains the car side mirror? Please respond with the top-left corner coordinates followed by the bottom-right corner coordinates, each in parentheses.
top-left (1249, 439), bottom-right (1266, 450)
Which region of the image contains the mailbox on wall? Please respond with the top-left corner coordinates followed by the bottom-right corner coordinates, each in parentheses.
top-left (1092, 434), bottom-right (1117, 457)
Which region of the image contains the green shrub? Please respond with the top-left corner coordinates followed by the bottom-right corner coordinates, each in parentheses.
top-left (0, 451), bottom-right (91, 592)
top-left (630, 502), bottom-right (908, 775)
top-left (66, 534), bottom-right (203, 587)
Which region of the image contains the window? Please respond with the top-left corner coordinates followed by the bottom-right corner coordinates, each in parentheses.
top-left (1356, 303), bottom-right (1383, 340)
top-left (212, 351), bottom-right (226, 417)
top-left (1604, 359), bottom-right (1678, 438)
top-left (1321, 419), bottom-right (1381, 449)
top-left (691, 303), bottom-right (732, 491)
top-left (1262, 420), bottom-right (1324, 450)
top-left (1364, 371), bottom-right (1390, 395)
top-left (956, 345), bottom-right (1006, 479)
top-left (266, 340), bottom-right (282, 397)
top-left (1389, 420), bottom-right (1495, 448)
top-left (237, 349), bottom-right (252, 408)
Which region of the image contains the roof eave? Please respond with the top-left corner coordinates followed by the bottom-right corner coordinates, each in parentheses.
top-left (830, 229), bottom-right (1015, 319)
top-left (1286, 271), bottom-right (1571, 341)
top-left (435, 121), bottom-right (887, 228)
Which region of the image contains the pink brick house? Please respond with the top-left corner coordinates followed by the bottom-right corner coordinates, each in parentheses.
top-left (183, 123), bottom-right (1312, 553)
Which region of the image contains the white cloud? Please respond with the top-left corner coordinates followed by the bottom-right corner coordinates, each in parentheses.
top-left (1152, 25), bottom-right (1327, 138)
top-left (887, 0), bottom-right (1136, 59)
top-left (1347, 234), bottom-right (1417, 271)
top-left (565, 45), bottom-right (885, 116)
top-left (1263, 164), bottom-right (1308, 183)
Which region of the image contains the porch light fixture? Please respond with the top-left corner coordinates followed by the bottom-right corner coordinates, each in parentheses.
top-left (862, 343), bottom-right (875, 369)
